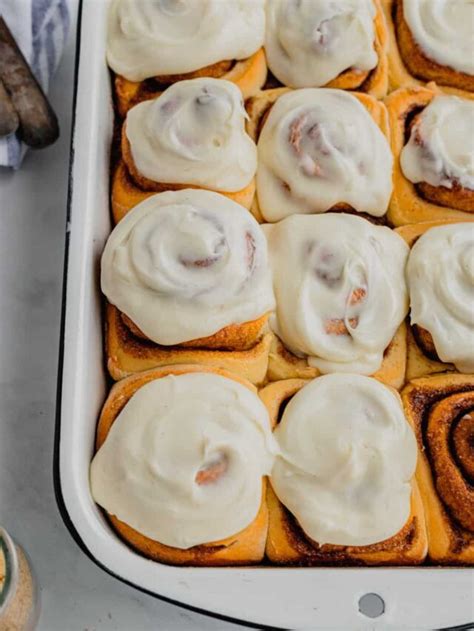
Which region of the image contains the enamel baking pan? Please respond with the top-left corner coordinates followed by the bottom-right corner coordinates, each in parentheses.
top-left (54, 1), bottom-right (474, 628)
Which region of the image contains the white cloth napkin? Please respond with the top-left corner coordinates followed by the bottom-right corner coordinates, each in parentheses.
top-left (0, 0), bottom-right (71, 168)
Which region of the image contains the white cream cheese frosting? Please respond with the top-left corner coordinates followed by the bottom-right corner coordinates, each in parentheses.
top-left (101, 189), bottom-right (275, 345)
top-left (265, 0), bottom-right (378, 88)
top-left (264, 214), bottom-right (409, 375)
top-left (401, 95), bottom-right (474, 191)
top-left (90, 372), bottom-right (277, 548)
top-left (271, 374), bottom-right (417, 546)
top-left (256, 89), bottom-right (393, 222)
top-left (402, 0), bottom-right (474, 76)
top-left (126, 79), bottom-right (257, 192)
top-left (107, 0), bottom-right (265, 82)
top-left (407, 223), bottom-right (474, 373)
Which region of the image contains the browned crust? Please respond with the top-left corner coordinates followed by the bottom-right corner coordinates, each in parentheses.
top-left (246, 88), bottom-right (391, 223)
top-left (153, 60), bottom-right (233, 85)
top-left (382, 0), bottom-right (474, 98)
top-left (385, 86), bottom-right (474, 226)
top-left (110, 129), bottom-right (255, 223)
top-left (417, 181), bottom-right (474, 213)
top-left (395, 0), bottom-right (474, 93)
top-left (263, 0), bottom-right (388, 98)
top-left (411, 324), bottom-right (439, 362)
top-left (95, 365), bottom-right (268, 565)
top-left (119, 309), bottom-right (269, 351)
top-left (105, 303), bottom-right (272, 384)
top-left (402, 374), bottom-right (474, 564)
top-left (113, 49), bottom-right (267, 117)
top-left (396, 220), bottom-right (474, 379)
top-left (267, 324), bottom-right (407, 390)
top-left (259, 378), bottom-right (428, 565)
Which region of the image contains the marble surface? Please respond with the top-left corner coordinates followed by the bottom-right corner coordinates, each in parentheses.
top-left (0, 5), bottom-right (237, 631)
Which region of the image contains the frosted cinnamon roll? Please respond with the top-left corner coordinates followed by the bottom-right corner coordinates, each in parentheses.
top-left (407, 223), bottom-right (474, 374)
top-left (400, 96), bottom-right (474, 213)
top-left (265, 0), bottom-right (385, 93)
top-left (260, 374), bottom-right (426, 564)
top-left (264, 213), bottom-right (408, 376)
top-left (256, 89), bottom-right (393, 222)
top-left (393, 0), bottom-right (474, 93)
top-left (102, 189), bottom-right (275, 350)
top-left (113, 79), bottom-right (257, 222)
top-left (386, 85), bottom-right (474, 226)
top-left (91, 366), bottom-right (277, 564)
top-left (107, 0), bottom-right (267, 115)
top-left (272, 375), bottom-right (417, 545)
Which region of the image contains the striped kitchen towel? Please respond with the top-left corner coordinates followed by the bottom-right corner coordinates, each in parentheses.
top-left (0, 0), bottom-right (71, 168)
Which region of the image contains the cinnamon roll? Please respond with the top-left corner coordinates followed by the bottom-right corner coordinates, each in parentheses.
top-left (386, 86), bottom-right (474, 225)
top-left (107, 0), bottom-right (267, 116)
top-left (402, 373), bottom-right (474, 564)
top-left (112, 79), bottom-right (257, 223)
top-left (398, 222), bottom-right (474, 380)
top-left (260, 374), bottom-right (427, 565)
top-left (264, 214), bottom-right (409, 388)
top-left (101, 189), bottom-right (275, 382)
top-left (264, 0), bottom-right (388, 98)
top-left (383, 0), bottom-right (474, 95)
top-left (251, 88), bottom-right (393, 222)
top-left (90, 365), bottom-right (277, 565)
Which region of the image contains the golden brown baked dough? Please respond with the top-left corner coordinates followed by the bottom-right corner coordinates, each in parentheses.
top-left (259, 378), bottom-right (428, 565)
top-left (110, 126), bottom-right (255, 223)
top-left (402, 373), bottom-right (474, 564)
top-left (246, 87), bottom-right (391, 223)
top-left (386, 86), bottom-right (474, 226)
top-left (96, 364), bottom-right (269, 565)
top-left (105, 303), bottom-right (272, 384)
top-left (382, 0), bottom-right (474, 97)
top-left (267, 324), bottom-right (407, 390)
top-left (114, 49), bottom-right (267, 118)
top-left (396, 220), bottom-right (474, 379)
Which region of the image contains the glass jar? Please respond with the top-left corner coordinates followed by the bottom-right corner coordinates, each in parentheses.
top-left (0, 527), bottom-right (40, 631)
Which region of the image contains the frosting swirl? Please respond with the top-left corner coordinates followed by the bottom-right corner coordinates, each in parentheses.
top-left (265, 0), bottom-right (378, 88)
top-left (107, 0), bottom-right (265, 81)
top-left (407, 223), bottom-right (474, 373)
top-left (91, 372), bottom-right (277, 548)
top-left (401, 96), bottom-right (474, 191)
top-left (126, 79), bottom-right (257, 192)
top-left (264, 214), bottom-right (409, 375)
top-left (101, 189), bottom-right (275, 345)
top-left (402, 0), bottom-right (474, 76)
top-left (271, 374), bottom-right (417, 546)
top-left (256, 89), bottom-right (393, 221)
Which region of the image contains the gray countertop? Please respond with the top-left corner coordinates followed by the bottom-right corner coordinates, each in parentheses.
top-left (0, 5), bottom-right (238, 630)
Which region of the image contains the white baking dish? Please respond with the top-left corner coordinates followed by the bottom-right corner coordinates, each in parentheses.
top-left (54, 1), bottom-right (474, 628)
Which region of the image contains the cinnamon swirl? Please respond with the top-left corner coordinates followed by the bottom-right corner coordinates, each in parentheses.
top-left (91, 365), bottom-right (277, 565)
top-left (386, 85), bottom-right (474, 225)
top-left (252, 88), bottom-right (393, 222)
top-left (402, 373), bottom-right (474, 564)
top-left (264, 0), bottom-right (388, 97)
top-left (261, 375), bottom-right (427, 565)
top-left (264, 213), bottom-right (409, 387)
top-left (112, 79), bottom-right (257, 222)
top-left (107, 0), bottom-right (267, 116)
top-left (101, 190), bottom-right (275, 382)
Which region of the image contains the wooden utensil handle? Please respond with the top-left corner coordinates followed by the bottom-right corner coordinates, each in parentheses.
top-left (0, 17), bottom-right (59, 148)
top-left (0, 79), bottom-right (19, 137)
